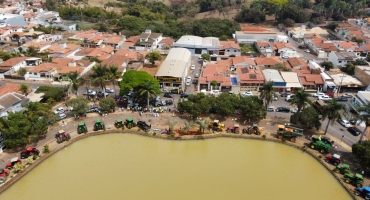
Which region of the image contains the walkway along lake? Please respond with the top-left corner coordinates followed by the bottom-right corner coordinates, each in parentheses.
top-left (0, 134), bottom-right (352, 200)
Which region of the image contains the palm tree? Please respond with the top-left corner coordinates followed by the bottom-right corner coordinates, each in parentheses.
top-left (196, 117), bottom-right (210, 133)
top-left (67, 71), bottom-right (85, 96)
top-left (182, 120), bottom-right (196, 134)
top-left (106, 65), bottom-right (121, 97)
top-left (90, 64), bottom-right (108, 94)
top-left (19, 84), bottom-right (29, 95)
top-left (357, 104), bottom-right (370, 142)
top-left (259, 81), bottom-right (274, 109)
top-left (322, 99), bottom-right (345, 135)
top-left (290, 89), bottom-right (311, 112)
top-left (166, 120), bottom-right (178, 134)
top-left (138, 80), bottom-right (158, 109)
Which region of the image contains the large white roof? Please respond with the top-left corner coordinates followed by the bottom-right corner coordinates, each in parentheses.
top-left (280, 72), bottom-right (303, 88)
top-left (175, 35), bottom-right (203, 46)
top-left (330, 73), bottom-right (363, 86)
top-left (262, 69), bottom-right (284, 82)
top-left (155, 48), bottom-right (191, 78)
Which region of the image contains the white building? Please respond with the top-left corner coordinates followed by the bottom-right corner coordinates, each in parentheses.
top-left (173, 35), bottom-right (220, 55)
top-left (0, 14), bottom-right (27, 27)
top-left (328, 51), bottom-right (358, 68)
top-left (280, 72), bottom-right (303, 91)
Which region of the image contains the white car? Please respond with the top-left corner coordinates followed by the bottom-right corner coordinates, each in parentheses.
top-left (194, 73), bottom-right (199, 78)
top-left (282, 55), bottom-right (289, 59)
top-left (186, 81), bottom-right (191, 86)
top-left (313, 92), bottom-right (325, 97)
top-left (305, 49), bottom-right (310, 53)
top-left (83, 90), bottom-right (94, 95)
top-left (56, 107), bottom-right (65, 114)
top-left (241, 91), bottom-right (253, 98)
top-left (105, 88), bottom-right (114, 93)
top-left (210, 90), bottom-right (220, 96)
top-left (319, 95), bottom-right (332, 101)
top-left (267, 106), bottom-right (275, 112)
top-left (200, 89), bottom-right (207, 95)
top-left (191, 65), bottom-right (195, 70)
top-left (187, 76), bottom-right (191, 82)
top-left (338, 119), bottom-right (351, 128)
top-left (59, 113), bottom-right (67, 119)
top-left (342, 93), bottom-right (353, 98)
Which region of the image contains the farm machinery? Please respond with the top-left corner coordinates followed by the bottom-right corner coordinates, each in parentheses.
top-left (6, 157), bottom-right (21, 169)
top-left (20, 146), bottom-right (40, 159)
top-left (333, 163), bottom-right (350, 175)
top-left (344, 173), bottom-right (364, 188)
top-left (77, 122), bottom-right (88, 134)
top-left (207, 120), bottom-right (225, 132)
top-left (354, 186), bottom-right (370, 199)
top-left (324, 154), bottom-right (341, 166)
top-left (93, 119), bottom-right (105, 131)
top-left (55, 130), bottom-right (71, 143)
top-left (276, 124), bottom-right (303, 142)
top-left (125, 118), bottom-right (136, 129)
top-left (226, 124), bottom-right (240, 134)
top-left (115, 119), bottom-right (124, 128)
top-left (309, 140), bottom-right (331, 154)
top-left (242, 124), bottom-right (262, 135)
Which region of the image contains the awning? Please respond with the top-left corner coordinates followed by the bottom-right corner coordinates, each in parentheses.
top-left (286, 82), bottom-right (303, 88)
top-left (273, 82), bottom-right (286, 87)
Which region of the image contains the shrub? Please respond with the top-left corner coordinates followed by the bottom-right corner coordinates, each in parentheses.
top-left (153, 132), bottom-right (156, 136)
top-left (281, 138), bottom-right (287, 142)
top-left (262, 135), bottom-right (266, 139)
top-left (43, 145), bottom-right (50, 153)
top-left (318, 155), bottom-right (322, 159)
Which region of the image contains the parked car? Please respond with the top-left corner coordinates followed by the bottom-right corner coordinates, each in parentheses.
top-left (326, 92), bottom-right (334, 98)
top-left (347, 127), bottom-right (361, 136)
top-left (163, 93), bottom-right (173, 98)
top-left (186, 81), bottom-right (191, 86)
top-left (267, 106), bottom-right (275, 112)
top-left (291, 108), bottom-right (298, 113)
top-left (336, 96), bottom-right (348, 101)
top-left (272, 94), bottom-right (278, 101)
top-left (276, 106), bottom-right (290, 112)
top-left (338, 119), bottom-right (351, 128)
top-left (305, 49), bottom-right (310, 53)
top-left (192, 79), bottom-right (198, 84)
top-left (170, 89), bottom-right (180, 94)
top-left (200, 89), bottom-right (207, 95)
top-left (59, 113), bottom-right (67, 119)
top-left (191, 65), bottom-right (195, 70)
top-left (342, 93), bottom-right (353, 98)
top-left (187, 76), bottom-right (191, 82)
top-left (282, 55), bottom-right (289, 59)
top-left (137, 121), bottom-right (151, 132)
top-left (285, 95), bottom-right (294, 102)
top-left (105, 88), bottom-right (114, 93)
top-left (194, 73), bottom-right (199, 78)
top-left (97, 91), bottom-right (109, 98)
top-left (280, 93), bottom-right (290, 97)
top-left (83, 90), bottom-right (96, 96)
top-left (210, 90), bottom-right (220, 96)
top-left (319, 95), bottom-right (332, 101)
top-left (54, 107), bottom-right (65, 114)
top-left (180, 93), bottom-right (189, 98)
top-left (241, 91), bottom-right (253, 98)
top-left (313, 92), bottom-right (325, 97)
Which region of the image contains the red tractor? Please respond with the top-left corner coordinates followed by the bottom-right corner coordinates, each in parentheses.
top-left (226, 124), bottom-right (240, 134)
top-left (0, 168), bottom-right (9, 177)
top-left (6, 157), bottom-right (21, 169)
top-left (20, 146), bottom-right (40, 159)
top-left (325, 154), bottom-right (341, 166)
top-left (55, 130), bottom-right (71, 143)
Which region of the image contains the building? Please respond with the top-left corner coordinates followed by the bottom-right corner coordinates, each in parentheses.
top-left (350, 91), bottom-right (370, 114)
top-left (0, 92), bottom-right (29, 117)
top-left (173, 35), bottom-right (220, 55)
top-left (280, 72), bottom-right (303, 91)
top-left (355, 65), bottom-right (370, 90)
top-left (155, 48), bottom-right (192, 91)
top-left (261, 69), bottom-right (286, 92)
top-left (326, 71), bottom-right (364, 93)
top-left (285, 57), bottom-right (309, 70)
top-left (219, 40), bottom-right (241, 57)
top-left (287, 26), bottom-right (329, 41)
top-left (254, 57), bottom-right (282, 67)
top-left (137, 29), bottom-right (162, 50)
top-left (0, 14), bottom-right (27, 27)
top-left (293, 70), bottom-right (324, 90)
top-left (328, 52), bottom-right (358, 68)
top-left (235, 26), bottom-right (279, 43)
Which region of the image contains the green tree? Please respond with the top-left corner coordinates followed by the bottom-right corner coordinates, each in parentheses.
top-left (67, 97), bottom-right (89, 116)
top-left (178, 93), bottom-right (213, 118)
top-left (239, 96), bottom-right (266, 122)
top-left (353, 58), bottom-right (368, 65)
top-left (91, 64), bottom-right (108, 93)
top-left (259, 81), bottom-right (275, 109)
top-left (219, 35), bottom-right (228, 41)
top-left (67, 71), bottom-right (85, 96)
top-left (182, 120), bottom-right (196, 134)
top-left (284, 18), bottom-right (295, 27)
top-left (290, 89), bottom-right (311, 112)
top-left (19, 83), bottom-right (29, 95)
top-left (90, 56), bottom-right (101, 63)
top-left (145, 51), bottom-right (162, 65)
top-left (119, 71), bottom-right (161, 95)
top-left (166, 120), bottom-right (178, 133)
top-left (201, 53), bottom-right (211, 61)
top-left (138, 80), bottom-right (159, 109)
top-left (267, 0), bottom-right (288, 21)
top-left (106, 65), bottom-right (121, 97)
top-left (99, 97), bottom-right (117, 112)
top-left (352, 141), bottom-right (370, 168)
top-left (36, 86), bottom-right (66, 102)
top-left (0, 51), bottom-right (12, 61)
top-left (211, 80), bottom-right (218, 90)
top-left (357, 103), bottom-right (370, 143)
top-left (2, 112), bottom-right (32, 148)
top-left (12, 34), bottom-right (20, 46)
top-left (17, 68), bottom-right (27, 76)
top-left (290, 107), bottom-right (321, 130)
top-left (322, 99), bottom-right (345, 134)
top-left (321, 61), bottom-right (334, 71)
top-left (13, 163), bottom-right (25, 173)
top-left (26, 46), bottom-right (37, 57)
top-left (213, 93), bottom-right (240, 117)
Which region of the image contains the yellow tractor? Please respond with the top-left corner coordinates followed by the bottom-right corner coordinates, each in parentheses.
top-left (207, 120), bottom-right (225, 132)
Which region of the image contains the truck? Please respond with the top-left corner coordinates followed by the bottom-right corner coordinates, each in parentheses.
top-left (276, 124), bottom-right (303, 142)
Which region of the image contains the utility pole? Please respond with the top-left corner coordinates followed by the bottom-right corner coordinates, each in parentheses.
top-left (337, 74), bottom-right (345, 97)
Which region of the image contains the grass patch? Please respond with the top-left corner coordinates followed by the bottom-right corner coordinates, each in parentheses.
top-left (240, 44), bottom-right (259, 55)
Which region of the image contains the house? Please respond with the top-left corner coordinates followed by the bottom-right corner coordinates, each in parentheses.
top-left (68, 30), bottom-right (98, 41)
top-left (137, 29), bottom-right (162, 50)
top-left (173, 35), bottom-right (220, 56)
top-left (0, 14), bottom-right (27, 26)
top-left (33, 11), bottom-right (62, 25)
top-left (235, 26), bottom-right (277, 43)
top-left (0, 57), bottom-right (32, 78)
top-left (261, 69), bottom-right (286, 92)
top-left (285, 57), bottom-right (308, 70)
top-left (102, 35), bottom-right (126, 49)
top-left (354, 65), bottom-right (370, 90)
top-left (121, 36), bottom-right (140, 50)
top-left (155, 48), bottom-right (191, 91)
top-left (0, 83), bottom-right (32, 97)
top-left (293, 70), bottom-right (324, 89)
top-left (326, 71), bottom-right (364, 93)
top-left (0, 92), bottom-right (29, 117)
top-left (328, 52), bottom-right (358, 68)
top-left (335, 41), bottom-right (364, 56)
top-left (271, 42), bottom-right (296, 58)
top-left (254, 57), bottom-right (282, 67)
top-left (320, 72), bottom-right (336, 92)
top-left (46, 43), bottom-right (82, 58)
top-left (157, 37), bottom-right (174, 52)
top-left (287, 26), bottom-right (329, 41)
top-left (198, 60), bottom-right (232, 92)
top-left (27, 63), bottom-right (57, 80)
top-left (308, 61), bottom-right (325, 73)
top-left (280, 72), bottom-right (303, 91)
top-left (305, 35), bottom-right (338, 58)
top-left (113, 49), bottom-right (148, 64)
top-left (22, 40), bottom-right (51, 52)
top-left (219, 40), bottom-right (241, 57)
top-left (236, 64), bottom-right (264, 91)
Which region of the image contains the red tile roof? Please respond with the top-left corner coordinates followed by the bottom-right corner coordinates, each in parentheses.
top-left (254, 57), bottom-right (282, 66)
top-left (0, 83), bottom-right (31, 97)
top-left (237, 66), bottom-right (264, 84)
top-left (219, 41), bottom-right (240, 50)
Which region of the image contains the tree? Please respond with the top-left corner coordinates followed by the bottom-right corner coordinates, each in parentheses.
top-left (290, 89), bottom-right (311, 112)
top-left (166, 120), bottom-right (178, 133)
top-left (26, 46), bottom-right (37, 57)
top-left (327, 22), bottom-right (338, 31)
top-left (290, 107), bottom-right (321, 130)
top-left (106, 65), bottom-right (121, 97)
top-left (219, 35), bottom-right (228, 41)
top-left (284, 18), bottom-right (295, 27)
top-left (91, 64), bottom-right (108, 93)
top-left (211, 80), bottom-right (218, 90)
top-left (36, 86), bottom-right (66, 102)
top-left (99, 97), bottom-right (117, 112)
top-left (196, 117), bottom-right (210, 133)
top-left (2, 112), bottom-right (32, 149)
top-left (119, 71), bottom-right (161, 95)
top-left (177, 93), bottom-right (213, 118)
top-left (19, 84), bottom-right (29, 95)
top-left (213, 93), bottom-right (240, 117)
top-left (267, 0), bottom-right (288, 21)
top-left (67, 71), bottom-right (85, 96)
top-left (12, 34), bottom-right (20, 46)
top-left (322, 99), bottom-right (345, 134)
top-left (321, 61), bottom-right (334, 71)
top-left (259, 81), bottom-right (275, 109)
top-left (352, 141), bottom-right (370, 168)
top-left (353, 58), bottom-right (368, 65)
top-left (145, 51), bottom-right (162, 65)
top-left (138, 80), bottom-right (159, 109)
top-left (201, 53), bottom-right (211, 61)
top-left (239, 96), bottom-right (266, 122)
top-left (90, 57), bottom-right (101, 63)
top-left (182, 120), bottom-right (196, 134)
top-left (357, 103), bottom-right (370, 143)
top-left (18, 68), bottom-right (27, 76)
top-left (67, 97), bottom-right (89, 116)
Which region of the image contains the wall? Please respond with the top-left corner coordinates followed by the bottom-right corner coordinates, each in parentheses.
top-left (354, 66), bottom-right (370, 87)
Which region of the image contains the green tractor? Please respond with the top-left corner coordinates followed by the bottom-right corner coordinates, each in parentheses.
top-left (333, 164), bottom-right (350, 175)
top-left (309, 140), bottom-right (331, 154)
top-left (93, 119), bottom-right (105, 131)
top-left (344, 173), bottom-right (364, 188)
top-left (77, 122), bottom-right (88, 134)
top-left (115, 119), bottom-right (124, 128)
top-left (124, 118), bottom-right (136, 129)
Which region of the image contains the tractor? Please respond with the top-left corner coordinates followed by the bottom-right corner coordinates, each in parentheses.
top-left (226, 124), bottom-right (240, 134)
top-left (94, 119), bottom-right (105, 131)
top-left (6, 157), bottom-right (21, 169)
top-left (354, 186), bottom-right (370, 199)
top-left (276, 124), bottom-right (303, 142)
top-left (311, 135), bottom-right (334, 146)
top-left (77, 122), bottom-right (88, 134)
top-left (242, 124), bottom-right (262, 135)
top-left (55, 130), bottom-right (71, 143)
top-left (20, 146), bottom-right (40, 159)
top-left (125, 118), bottom-right (136, 129)
top-left (333, 164), bottom-right (350, 175)
top-left (309, 140), bottom-right (331, 154)
top-left (115, 119), bottom-right (124, 128)
top-left (325, 154), bottom-right (341, 166)
top-left (0, 168), bottom-right (8, 183)
top-left (207, 120), bottom-right (225, 132)
top-left (344, 173), bottom-right (364, 188)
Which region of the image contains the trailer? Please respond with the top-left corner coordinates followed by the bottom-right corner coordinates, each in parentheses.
top-left (276, 124), bottom-right (303, 142)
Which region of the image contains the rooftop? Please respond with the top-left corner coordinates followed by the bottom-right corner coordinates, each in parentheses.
top-left (262, 69), bottom-right (284, 82)
top-left (327, 72), bottom-right (363, 86)
top-left (333, 52), bottom-right (358, 60)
